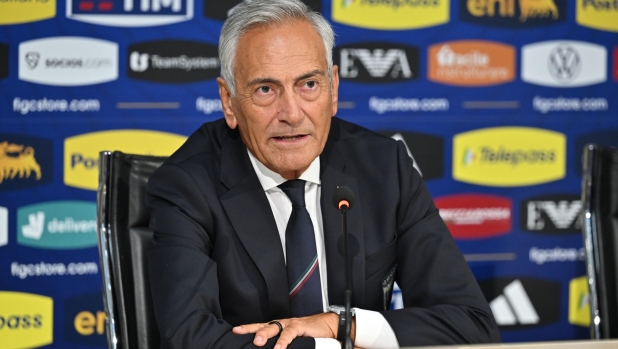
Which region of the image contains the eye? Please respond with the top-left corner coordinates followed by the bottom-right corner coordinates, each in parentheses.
top-left (304, 80), bottom-right (317, 89)
top-left (257, 86), bottom-right (271, 94)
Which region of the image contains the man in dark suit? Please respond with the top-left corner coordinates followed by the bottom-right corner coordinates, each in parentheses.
top-left (146, 1), bottom-right (500, 348)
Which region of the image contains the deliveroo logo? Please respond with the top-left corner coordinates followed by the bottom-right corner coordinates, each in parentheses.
top-left (17, 201), bottom-right (97, 249)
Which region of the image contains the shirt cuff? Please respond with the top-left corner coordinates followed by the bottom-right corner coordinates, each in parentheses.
top-left (354, 308), bottom-right (400, 349)
top-left (315, 337), bottom-right (341, 349)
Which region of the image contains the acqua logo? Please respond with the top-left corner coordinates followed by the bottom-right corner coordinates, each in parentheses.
top-left (17, 201), bottom-right (96, 249)
top-left (576, 0), bottom-right (618, 33)
top-left (0, 0), bottom-right (55, 25)
top-left (0, 291), bottom-right (53, 349)
top-left (332, 0), bottom-right (449, 30)
top-left (453, 127), bottom-right (566, 187)
top-left (569, 276), bottom-right (590, 327)
top-left (64, 129), bottom-right (186, 190)
top-left (434, 194), bottom-right (512, 239)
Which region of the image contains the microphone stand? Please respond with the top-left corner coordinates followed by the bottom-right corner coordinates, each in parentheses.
top-left (340, 205), bottom-right (353, 349)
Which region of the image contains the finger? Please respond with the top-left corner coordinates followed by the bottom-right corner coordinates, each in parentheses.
top-left (253, 322), bottom-right (285, 346)
top-left (273, 326), bottom-right (300, 349)
top-left (232, 323), bottom-right (266, 334)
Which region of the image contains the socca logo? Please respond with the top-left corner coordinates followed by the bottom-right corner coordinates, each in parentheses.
top-left (378, 131), bottom-right (444, 180)
top-left (332, 0), bottom-right (449, 30)
top-left (569, 276), bottom-right (590, 327)
top-left (0, 207), bottom-right (7, 247)
top-left (453, 127), bottom-right (566, 187)
top-left (17, 201), bottom-right (97, 249)
top-left (335, 43), bottom-right (419, 83)
top-left (0, 0), bottom-right (55, 25)
top-left (478, 278), bottom-right (560, 329)
top-left (577, 0), bottom-right (618, 33)
top-left (461, 0), bottom-right (566, 27)
top-left (522, 41), bottom-right (606, 87)
top-left (19, 37), bottom-right (118, 86)
top-left (0, 135), bottom-right (52, 192)
top-left (435, 194), bottom-right (512, 239)
top-left (0, 44), bottom-right (8, 79)
top-left (64, 293), bottom-right (106, 345)
top-left (67, 0), bottom-right (193, 27)
top-left (204, 0), bottom-right (321, 21)
top-left (64, 129), bottom-right (186, 191)
top-left (0, 291), bottom-right (53, 349)
top-left (428, 40), bottom-right (515, 86)
top-left (128, 40), bottom-right (220, 83)
top-left (521, 194), bottom-right (582, 234)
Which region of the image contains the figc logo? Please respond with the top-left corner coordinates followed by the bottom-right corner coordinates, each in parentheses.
top-left (453, 127), bottom-right (566, 187)
top-left (0, 291), bottom-right (53, 349)
top-left (332, 0), bottom-right (449, 30)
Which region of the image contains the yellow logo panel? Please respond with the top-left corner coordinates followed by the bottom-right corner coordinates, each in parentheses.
top-left (332, 0), bottom-right (449, 30)
top-left (64, 129), bottom-right (187, 191)
top-left (569, 276), bottom-right (590, 327)
top-left (0, 0), bottom-right (55, 25)
top-left (453, 127), bottom-right (566, 187)
top-left (0, 291), bottom-right (53, 349)
top-left (576, 0), bottom-right (618, 32)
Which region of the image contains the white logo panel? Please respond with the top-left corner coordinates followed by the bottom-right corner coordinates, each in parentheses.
top-left (0, 207), bottom-right (7, 247)
top-left (522, 41), bottom-right (606, 87)
top-left (19, 37), bottom-right (118, 86)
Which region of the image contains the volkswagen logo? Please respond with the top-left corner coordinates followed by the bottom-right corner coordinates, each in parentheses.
top-left (548, 45), bottom-right (581, 83)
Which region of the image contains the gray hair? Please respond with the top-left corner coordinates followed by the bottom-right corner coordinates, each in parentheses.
top-left (219, 0), bottom-right (335, 97)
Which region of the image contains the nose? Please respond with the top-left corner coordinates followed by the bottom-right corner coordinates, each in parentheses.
top-left (277, 90), bottom-right (304, 126)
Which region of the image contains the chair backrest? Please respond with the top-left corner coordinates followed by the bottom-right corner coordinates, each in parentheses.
top-left (97, 151), bottom-right (167, 349)
top-left (582, 144), bottom-right (618, 339)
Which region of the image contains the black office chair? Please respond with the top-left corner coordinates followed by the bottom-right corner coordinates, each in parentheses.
top-left (97, 151), bottom-right (167, 349)
top-left (581, 144), bottom-right (618, 339)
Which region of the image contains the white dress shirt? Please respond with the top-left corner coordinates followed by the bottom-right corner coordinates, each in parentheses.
top-left (248, 151), bottom-right (400, 349)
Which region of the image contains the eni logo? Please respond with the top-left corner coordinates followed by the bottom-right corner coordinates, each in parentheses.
top-left (0, 0), bottom-right (55, 25)
top-left (576, 0), bottom-right (618, 33)
top-left (64, 129), bottom-right (186, 191)
top-left (332, 0), bottom-right (449, 30)
top-left (453, 127), bottom-right (566, 187)
top-left (462, 0), bottom-right (565, 27)
top-left (0, 291), bottom-right (53, 349)
top-left (0, 141), bottom-right (41, 184)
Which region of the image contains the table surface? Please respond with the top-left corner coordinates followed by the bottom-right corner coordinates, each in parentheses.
top-left (411, 340), bottom-right (618, 349)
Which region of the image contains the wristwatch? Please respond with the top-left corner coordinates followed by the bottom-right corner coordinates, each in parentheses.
top-left (327, 305), bottom-right (355, 343)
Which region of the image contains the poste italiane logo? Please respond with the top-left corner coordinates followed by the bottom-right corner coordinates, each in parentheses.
top-left (64, 129), bottom-right (186, 190)
top-left (569, 276), bottom-right (590, 327)
top-left (332, 0), bottom-right (449, 30)
top-left (453, 127), bottom-right (566, 187)
top-left (0, 0), bottom-right (55, 25)
top-left (17, 201), bottom-right (97, 249)
top-left (0, 291), bottom-right (53, 349)
top-left (577, 0), bottom-right (618, 33)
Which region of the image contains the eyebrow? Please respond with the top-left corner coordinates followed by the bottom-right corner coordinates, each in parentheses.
top-left (246, 69), bottom-right (325, 88)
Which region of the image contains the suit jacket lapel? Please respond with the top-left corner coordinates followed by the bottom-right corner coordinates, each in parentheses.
top-left (219, 132), bottom-right (290, 319)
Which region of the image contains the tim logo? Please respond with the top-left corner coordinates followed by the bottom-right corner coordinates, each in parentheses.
top-left (335, 43), bottom-right (419, 83)
top-left (204, 0), bottom-right (320, 21)
top-left (67, 0), bottom-right (193, 26)
top-left (0, 135), bottom-right (52, 192)
top-left (377, 131), bottom-right (444, 180)
top-left (461, 0), bottom-right (566, 27)
top-left (479, 278), bottom-right (560, 329)
top-left (521, 194), bottom-right (582, 234)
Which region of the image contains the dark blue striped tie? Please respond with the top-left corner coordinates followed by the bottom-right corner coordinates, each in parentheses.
top-left (279, 179), bottom-right (323, 317)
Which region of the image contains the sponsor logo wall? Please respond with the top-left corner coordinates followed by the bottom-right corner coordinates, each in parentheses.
top-left (1, 0), bottom-right (615, 346)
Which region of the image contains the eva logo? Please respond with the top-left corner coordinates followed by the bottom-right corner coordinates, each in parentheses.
top-left (0, 135), bottom-right (53, 192)
top-left (378, 131), bottom-right (444, 180)
top-left (64, 293), bottom-right (106, 345)
top-left (453, 127), bottom-right (566, 187)
top-left (460, 0), bottom-right (566, 27)
top-left (0, 291), bottom-right (53, 349)
top-left (569, 276), bottom-right (590, 327)
top-left (67, 0), bottom-right (193, 26)
top-left (64, 129), bottom-right (186, 191)
top-left (428, 40), bottom-right (515, 86)
top-left (522, 40), bottom-right (607, 87)
top-left (0, 207), bottom-right (7, 247)
top-left (521, 194), bottom-right (582, 234)
top-left (0, 44), bottom-right (8, 79)
top-left (335, 43), bottom-right (419, 83)
top-left (332, 0), bottom-right (449, 30)
top-left (577, 0), bottom-right (618, 32)
top-left (204, 0), bottom-right (321, 21)
top-left (17, 201), bottom-right (97, 249)
top-left (0, 0), bottom-right (55, 25)
top-left (435, 194), bottom-right (512, 239)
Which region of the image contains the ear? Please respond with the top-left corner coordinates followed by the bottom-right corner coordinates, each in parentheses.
top-left (330, 65), bottom-right (340, 116)
top-left (217, 77), bottom-right (237, 129)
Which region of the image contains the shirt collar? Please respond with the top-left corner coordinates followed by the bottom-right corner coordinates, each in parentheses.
top-left (247, 149), bottom-right (321, 191)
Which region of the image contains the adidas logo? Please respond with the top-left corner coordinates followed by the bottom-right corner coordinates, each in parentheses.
top-left (490, 279), bottom-right (540, 326)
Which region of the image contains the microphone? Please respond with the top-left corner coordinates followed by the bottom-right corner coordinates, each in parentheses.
top-left (332, 186), bottom-right (355, 349)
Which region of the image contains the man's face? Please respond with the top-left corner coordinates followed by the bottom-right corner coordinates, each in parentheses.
top-left (218, 20), bottom-right (339, 180)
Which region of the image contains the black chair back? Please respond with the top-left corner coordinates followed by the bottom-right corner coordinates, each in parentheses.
top-left (97, 151), bottom-right (167, 349)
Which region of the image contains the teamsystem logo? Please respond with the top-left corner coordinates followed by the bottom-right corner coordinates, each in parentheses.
top-left (0, 291), bottom-right (53, 349)
top-left (128, 40), bottom-right (220, 83)
top-left (435, 194), bottom-right (512, 239)
top-left (17, 201), bottom-right (97, 249)
top-left (522, 40), bottom-right (607, 87)
top-left (576, 0), bottom-right (618, 33)
top-left (460, 0), bottom-right (566, 27)
top-left (521, 194), bottom-right (582, 233)
top-left (0, 135), bottom-right (53, 192)
top-left (19, 37), bottom-right (118, 86)
top-left (332, 0), bottom-right (449, 30)
top-left (67, 0), bottom-right (193, 26)
top-left (0, 0), bottom-right (55, 25)
top-left (378, 131), bottom-right (444, 180)
top-left (335, 43), bottom-right (419, 83)
top-left (204, 0), bottom-right (321, 20)
top-left (479, 278), bottom-right (560, 328)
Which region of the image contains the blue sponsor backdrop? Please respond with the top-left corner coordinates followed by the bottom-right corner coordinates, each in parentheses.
top-left (1, 0), bottom-right (618, 347)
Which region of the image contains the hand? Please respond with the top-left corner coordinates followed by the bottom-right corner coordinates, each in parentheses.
top-left (232, 312), bottom-right (354, 349)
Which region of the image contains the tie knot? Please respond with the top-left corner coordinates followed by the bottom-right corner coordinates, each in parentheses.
top-left (279, 179), bottom-right (306, 207)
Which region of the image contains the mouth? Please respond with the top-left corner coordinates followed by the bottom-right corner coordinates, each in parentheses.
top-left (273, 134), bottom-right (307, 141)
